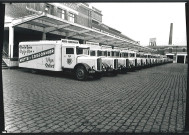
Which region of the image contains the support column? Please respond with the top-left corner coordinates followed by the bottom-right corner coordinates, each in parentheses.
top-left (65, 32), bottom-right (69, 39)
top-left (42, 32), bottom-right (46, 40)
top-left (9, 26), bottom-right (14, 58)
top-left (42, 28), bottom-right (46, 40)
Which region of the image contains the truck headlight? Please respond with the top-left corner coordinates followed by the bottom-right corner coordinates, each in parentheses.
top-left (110, 65), bottom-right (113, 68)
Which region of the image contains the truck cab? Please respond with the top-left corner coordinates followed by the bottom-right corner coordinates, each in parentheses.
top-left (128, 50), bottom-right (137, 71)
top-left (151, 54), bottom-right (157, 66)
top-left (139, 52), bottom-right (147, 68)
top-left (136, 52), bottom-right (143, 69)
top-left (110, 48), bottom-right (127, 73)
top-left (144, 53), bottom-right (152, 67)
top-left (120, 49), bottom-right (132, 71)
top-left (86, 42), bottom-right (118, 76)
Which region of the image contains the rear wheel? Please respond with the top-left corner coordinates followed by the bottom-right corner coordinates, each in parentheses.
top-left (75, 66), bottom-right (88, 81)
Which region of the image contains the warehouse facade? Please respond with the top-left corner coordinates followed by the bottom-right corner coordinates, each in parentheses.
top-left (3, 3), bottom-right (155, 67)
top-left (148, 45), bottom-right (187, 64)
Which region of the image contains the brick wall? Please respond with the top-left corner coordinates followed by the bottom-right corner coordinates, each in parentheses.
top-left (5, 3), bottom-right (46, 18)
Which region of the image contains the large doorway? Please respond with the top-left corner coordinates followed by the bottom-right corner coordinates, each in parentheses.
top-left (177, 56), bottom-right (185, 63)
top-left (167, 55), bottom-right (173, 59)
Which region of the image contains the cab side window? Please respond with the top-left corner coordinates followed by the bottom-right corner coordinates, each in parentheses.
top-left (66, 48), bottom-right (74, 54)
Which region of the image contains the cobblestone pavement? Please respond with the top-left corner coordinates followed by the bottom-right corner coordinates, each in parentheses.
top-left (2, 63), bottom-right (187, 133)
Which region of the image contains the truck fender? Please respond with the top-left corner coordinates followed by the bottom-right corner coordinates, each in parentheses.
top-left (74, 63), bottom-right (91, 72)
top-left (102, 62), bottom-right (109, 69)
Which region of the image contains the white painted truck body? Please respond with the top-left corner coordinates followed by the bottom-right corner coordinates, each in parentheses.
top-left (85, 43), bottom-right (118, 70)
top-left (111, 48), bottom-right (126, 68)
top-left (144, 53), bottom-right (152, 65)
top-left (19, 39), bottom-right (103, 80)
top-left (136, 52), bottom-right (142, 66)
top-left (19, 40), bottom-right (62, 71)
top-left (125, 50), bottom-right (136, 67)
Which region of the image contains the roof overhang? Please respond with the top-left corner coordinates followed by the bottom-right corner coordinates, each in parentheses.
top-left (5, 12), bottom-right (156, 53)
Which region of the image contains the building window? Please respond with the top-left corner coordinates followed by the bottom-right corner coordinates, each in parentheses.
top-left (183, 48), bottom-right (186, 52)
top-left (168, 48), bottom-right (172, 53)
top-left (45, 4), bottom-right (53, 15)
top-left (57, 8), bottom-right (65, 19)
top-left (68, 12), bottom-right (75, 23)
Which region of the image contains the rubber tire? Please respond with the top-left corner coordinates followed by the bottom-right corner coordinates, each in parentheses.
top-left (75, 66), bottom-right (88, 81)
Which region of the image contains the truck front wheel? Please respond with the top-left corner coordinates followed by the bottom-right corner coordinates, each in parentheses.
top-left (75, 66), bottom-right (88, 81)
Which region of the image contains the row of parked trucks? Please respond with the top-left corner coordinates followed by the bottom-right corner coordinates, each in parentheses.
top-left (19, 39), bottom-right (173, 81)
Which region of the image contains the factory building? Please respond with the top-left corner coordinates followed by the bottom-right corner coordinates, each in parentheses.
top-left (3, 3), bottom-right (156, 67)
top-left (148, 45), bottom-right (187, 64)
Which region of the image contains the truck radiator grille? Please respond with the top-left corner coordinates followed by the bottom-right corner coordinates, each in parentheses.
top-left (126, 59), bottom-right (129, 67)
top-left (114, 59), bottom-right (118, 69)
top-left (135, 59), bottom-right (137, 66)
top-left (141, 59), bottom-right (143, 66)
top-left (97, 58), bottom-right (102, 70)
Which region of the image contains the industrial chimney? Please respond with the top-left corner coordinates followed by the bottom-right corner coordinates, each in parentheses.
top-left (168, 23), bottom-right (173, 45)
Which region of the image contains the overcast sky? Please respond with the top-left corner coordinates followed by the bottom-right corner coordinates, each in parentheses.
top-left (91, 3), bottom-right (187, 46)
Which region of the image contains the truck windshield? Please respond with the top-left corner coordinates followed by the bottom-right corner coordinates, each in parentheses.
top-left (111, 51), bottom-right (115, 57)
top-left (90, 50), bottom-right (96, 56)
top-left (77, 47), bottom-right (89, 55)
top-left (115, 52), bottom-right (120, 57)
top-left (130, 53), bottom-right (135, 57)
top-left (97, 50), bottom-right (102, 56)
top-left (103, 51), bottom-right (107, 56)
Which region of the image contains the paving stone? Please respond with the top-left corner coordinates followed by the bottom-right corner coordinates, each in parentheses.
top-left (3, 64), bottom-right (187, 133)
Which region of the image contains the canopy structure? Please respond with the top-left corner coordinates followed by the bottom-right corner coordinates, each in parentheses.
top-left (5, 11), bottom-right (156, 59)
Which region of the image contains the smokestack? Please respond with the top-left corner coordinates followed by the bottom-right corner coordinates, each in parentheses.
top-left (169, 23), bottom-right (173, 45)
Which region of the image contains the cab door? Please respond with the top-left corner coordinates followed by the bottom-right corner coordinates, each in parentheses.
top-left (62, 46), bottom-right (76, 68)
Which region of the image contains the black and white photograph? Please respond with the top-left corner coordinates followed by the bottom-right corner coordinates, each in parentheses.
top-left (0, 1), bottom-right (188, 133)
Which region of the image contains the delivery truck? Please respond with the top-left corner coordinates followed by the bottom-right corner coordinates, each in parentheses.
top-left (85, 42), bottom-right (119, 76)
top-left (19, 39), bottom-right (103, 81)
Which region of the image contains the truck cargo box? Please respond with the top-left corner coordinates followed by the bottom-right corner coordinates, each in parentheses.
top-left (19, 41), bottom-right (62, 71)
